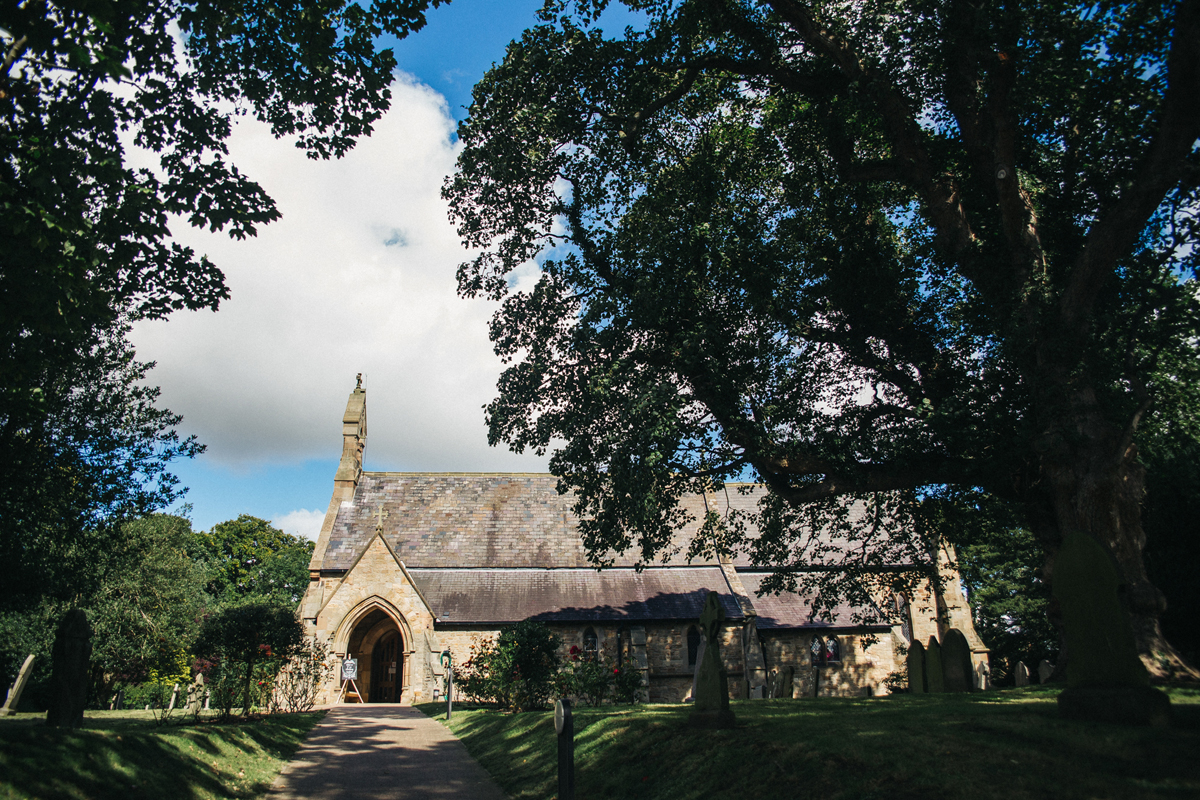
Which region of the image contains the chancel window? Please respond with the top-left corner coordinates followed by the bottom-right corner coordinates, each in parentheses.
top-left (687, 625), bottom-right (701, 668)
top-left (811, 635), bottom-right (841, 666)
top-left (583, 627), bottom-right (598, 661)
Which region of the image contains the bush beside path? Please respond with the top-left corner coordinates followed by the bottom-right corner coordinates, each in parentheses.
top-left (419, 688), bottom-right (1200, 800)
top-left (0, 709), bottom-right (322, 800)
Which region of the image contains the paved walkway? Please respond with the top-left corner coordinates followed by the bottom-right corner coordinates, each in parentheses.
top-left (267, 705), bottom-right (508, 800)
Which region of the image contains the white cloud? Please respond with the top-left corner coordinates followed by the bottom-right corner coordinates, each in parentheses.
top-left (131, 74), bottom-right (547, 473)
top-left (273, 508), bottom-right (327, 541)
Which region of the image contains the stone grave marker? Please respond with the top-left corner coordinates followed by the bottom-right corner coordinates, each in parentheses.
top-left (1037, 659), bottom-right (1055, 684)
top-left (187, 673), bottom-right (205, 715)
top-left (0, 654), bottom-right (35, 716)
top-left (925, 636), bottom-right (945, 693)
top-left (771, 665), bottom-right (794, 699)
top-left (941, 628), bottom-right (973, 693)
top-left (167, 683), bottom-right (180, 711)
top-left (907, 640), bottom-right (926, 693)
top-left (46, 609), bottom-right (92, 728)
top-left (975, 660), bottom-right (991, 690)
top-left (1015, 661), bottom-right (1029, 687)
top-left (689, 591), bottom-right (736, 729)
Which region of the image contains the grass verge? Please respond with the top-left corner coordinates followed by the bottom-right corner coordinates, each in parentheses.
top-left (418, 687), bottom-right (1200, 800)
top-left (0, 709), bottom-right (323, 800)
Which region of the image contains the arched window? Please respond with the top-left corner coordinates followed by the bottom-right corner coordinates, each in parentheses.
top-left (825, 636), bottom-right (841, 664)
top-left (583, 627), bottom-right (598, 661)
top-left (894, 593), bottom-right (913, 642)
top-left (687, 625), bottom-right (702, 668)
top-left (810, 635), bottom-right (826, 666)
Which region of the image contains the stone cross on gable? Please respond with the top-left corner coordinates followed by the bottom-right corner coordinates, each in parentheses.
top-left (373, 505), bottom-right (388, 533)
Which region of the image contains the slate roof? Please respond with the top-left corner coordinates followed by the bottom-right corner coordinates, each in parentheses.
top-left (321, 472), bottom-right (767, 571)
top-left (407, 567), bottom-right (743, 624)
top-left (740, 572), bottom-right (891, 631)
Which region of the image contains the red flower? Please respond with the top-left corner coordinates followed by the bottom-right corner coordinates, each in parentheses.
top-left (613, 667), bottom-right (620, 674)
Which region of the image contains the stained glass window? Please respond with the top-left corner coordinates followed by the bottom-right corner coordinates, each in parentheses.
top-left (810, 635), bottom-right (825, 666)
top-left (825, 636), bottom-right (841, 663)
top-left (583, 627), bottom-right (598, 661)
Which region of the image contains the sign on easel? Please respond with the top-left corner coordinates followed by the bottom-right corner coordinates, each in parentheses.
top-left (339, 658), bottom-right (362, 703)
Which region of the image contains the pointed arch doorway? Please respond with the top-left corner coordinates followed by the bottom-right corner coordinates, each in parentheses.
top-left (346, 608), bottom-right (405, 703)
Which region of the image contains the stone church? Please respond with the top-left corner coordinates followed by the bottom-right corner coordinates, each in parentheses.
top-left (299, 381), bottom-right (988, 705)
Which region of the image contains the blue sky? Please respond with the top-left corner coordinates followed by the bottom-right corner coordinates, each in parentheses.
top-left (132, 0), bottom-right (642, 538)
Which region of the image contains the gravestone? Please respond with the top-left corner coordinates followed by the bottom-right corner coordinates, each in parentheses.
top-left (1015, 661), bottom-right (1029, 687)
top-left (555, 699), bottom-right (575, 800)
top-left (907, 640), bottom-right (926, 694)
top-left (687, 637), bottom-right (707, 702)
top-left (46, 609), bottom-right (92, 728)
top-left (975, 660), bottom-right (991, 690)
top-left (167, 683), bottom-right (180, 711)
top-left (925, 636), bottom-right (945, 693)
top-left (1037, 660), bottom-right (1054, 684)
top-left (0, 654), bottom-right (35, 716)
top-left (187, 674), bottom-right (205, 714)
top-left (771, 665), bottom-right (794, 699)
top-left (689, 591), bottom-right (736, 729)
top-left (941, 628), bottom-right (973, 693)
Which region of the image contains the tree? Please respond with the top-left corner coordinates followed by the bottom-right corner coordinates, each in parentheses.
top-left (190, 515), bottom-right (314, 605)
top-left (1, 0), bottom-right (439, 610)
top-left (445, 0), bottom-right (1200, 715)
top-left (193, 600), bottom-right (304, 717)
top-left (87, 514), bottom-right (207, 702)
top-left (0, 323), bottom-right (203, 612)
top-left (0, 513), bottom-right (206, 709)
top-left (457, 620), bottom-right (561, 711)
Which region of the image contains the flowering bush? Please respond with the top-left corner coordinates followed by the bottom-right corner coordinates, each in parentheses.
top-left (454, 620), bottom-right (561, 711)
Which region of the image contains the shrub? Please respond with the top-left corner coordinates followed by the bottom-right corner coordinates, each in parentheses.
top-left (455, 620), bottom-right (561, 711)
top-left (612, 663), bottom-right (644, 704)
top-left (193, 600), bottom-right (304, 718)
top-left (270, 637), bottom-right (334, 713)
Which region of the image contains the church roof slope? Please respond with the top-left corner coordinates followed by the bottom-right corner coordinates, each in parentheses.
top-left (407, 567), bottom-right (744, 624)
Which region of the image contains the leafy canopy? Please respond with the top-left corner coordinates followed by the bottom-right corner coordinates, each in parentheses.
top-left (445, 0), bottom-right (1200, 629)
top-left (1, 0), bottom-right (438, 610)
top-left (191, 515), bottom-right (314, 605)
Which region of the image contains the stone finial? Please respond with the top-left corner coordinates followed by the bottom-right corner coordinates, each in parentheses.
top-left (356, 372), bottom-right (363, 391)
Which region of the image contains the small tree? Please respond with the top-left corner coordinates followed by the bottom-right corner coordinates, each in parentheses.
top-left (193, 601), bottom-right (303, 718)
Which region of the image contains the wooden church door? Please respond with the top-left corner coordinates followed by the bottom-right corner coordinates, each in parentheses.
top-left (371, 631), bottom-right (400, 702)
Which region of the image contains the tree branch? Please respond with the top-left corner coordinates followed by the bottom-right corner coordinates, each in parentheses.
top-left (1061, 0), bottom-right (1200, 332)
top-left (765, 0), bottom-right (978, 257)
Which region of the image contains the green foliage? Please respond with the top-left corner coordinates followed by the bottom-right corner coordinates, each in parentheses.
top-left (0, 0), bottom-right (439, 614)
top-left (270, 638), bottom-right (335, 714)
top-left (190, 515), bottom-right (314, 605)
top-left (445, 0), bottom-right (1200, 675)
top-left (457, 621), bottom-right (562, 712)
top-left (193, 600), bottom-right (305, 717)
top-left (0, 327), bottom-right (203, 613)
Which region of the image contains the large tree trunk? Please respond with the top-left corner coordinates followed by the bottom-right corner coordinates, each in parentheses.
top-left (1035, 380), bottom-right (1197, 725)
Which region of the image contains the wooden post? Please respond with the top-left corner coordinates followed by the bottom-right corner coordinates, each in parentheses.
top-left (556, 699), bottom-right (574, 800)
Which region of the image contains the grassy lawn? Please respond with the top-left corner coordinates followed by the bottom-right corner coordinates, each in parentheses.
top-left (417, 687), bottom-right (1200, 800)
top-left (0, 709), bottom-right (323, 800)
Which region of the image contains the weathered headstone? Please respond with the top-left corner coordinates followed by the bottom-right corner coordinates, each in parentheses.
top-left (46, 609), bottom-right (92, 728)
top-left (689, 591), bottom-right (736, 729)
top-left (750, 685), bottom-right (764, 699)
top-left (771, 665), bottom-right (794, 699)
top-left (1052, 531), bottom-right (1170, 725)
top-left (1037, 659), bottom-right (1054, 684)
top-left (687, 637), bottom-right (707, 702)
top-left (941, 628), bottom-right (973, 693)
top-left (555, 698), bottom-right (575, 800)
top-left (167, 683), bottom-right (180, 711)
top-left (187, 674), bottom-right (205, 715)
top-left (0, 654), bottom-right (35, 716)
top-left (1015, 661), bottom-right (1029, 687)
top-left (975, 660), bottom-right (991, 690)
top-left (925, 636), bottom-right (945, 693)
top-left (907, 640), bottom-right (926, 694)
